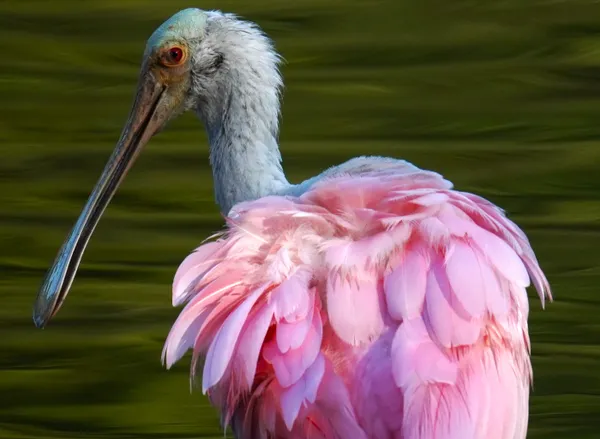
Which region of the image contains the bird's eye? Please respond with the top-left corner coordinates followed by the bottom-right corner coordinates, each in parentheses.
top-left (161, 46), bottom-right (185, 67)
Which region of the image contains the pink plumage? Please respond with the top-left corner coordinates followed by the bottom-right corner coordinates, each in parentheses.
top-left (163, 164), bottom-right (550, 439)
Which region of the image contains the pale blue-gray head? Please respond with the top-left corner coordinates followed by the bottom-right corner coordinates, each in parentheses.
top-left (33, 9), bottom-right (287, 328)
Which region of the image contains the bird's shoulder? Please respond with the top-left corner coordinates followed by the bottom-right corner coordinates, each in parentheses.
top-left (319, 155), bottom-right (422, 177)
top-left (286, 155), bottom-right (446, 197)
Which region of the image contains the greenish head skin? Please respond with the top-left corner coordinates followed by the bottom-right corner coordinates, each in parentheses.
top-left (145, 8), bottom-right (208, 57)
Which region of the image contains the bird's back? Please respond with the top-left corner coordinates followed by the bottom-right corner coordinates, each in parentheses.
top-left (162, 158), bottom-right (550, 439)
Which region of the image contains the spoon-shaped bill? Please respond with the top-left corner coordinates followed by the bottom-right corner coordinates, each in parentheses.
top-left (33, 71), bottom-right (167, 328)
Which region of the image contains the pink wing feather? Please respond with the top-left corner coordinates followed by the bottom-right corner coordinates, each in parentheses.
top-left (163, 164), bottom-right (550, 439)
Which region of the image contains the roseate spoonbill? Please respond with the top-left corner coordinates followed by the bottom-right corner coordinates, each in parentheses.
top-left (33, 8), bottom-right (551, 439)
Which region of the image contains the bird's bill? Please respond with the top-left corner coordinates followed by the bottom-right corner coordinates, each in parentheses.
top-left (33, 71), bottom-right (167, 328)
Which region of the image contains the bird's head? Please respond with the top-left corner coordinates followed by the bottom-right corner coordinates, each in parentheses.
top-left (32, 8), bottom-right (282, 328)
top-left (130, 9), bottom-right (215, 138)
top-left (129, 8), bottom-right (281, 140)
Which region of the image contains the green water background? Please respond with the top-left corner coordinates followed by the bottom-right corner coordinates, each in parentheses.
top-left (1, 0), bottom-right (599, 437)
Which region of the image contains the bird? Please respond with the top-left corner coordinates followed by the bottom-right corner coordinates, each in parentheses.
top-left (33, 8), bottom-right (551, 439)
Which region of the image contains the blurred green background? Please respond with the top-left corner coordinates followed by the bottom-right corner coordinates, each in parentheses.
top-left (1, 0), bottom-right (599, 438)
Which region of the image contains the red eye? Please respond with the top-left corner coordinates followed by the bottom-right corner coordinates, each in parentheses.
top-left (169, 47), bottom-right (183, 62)
top-left (162, 46), bottom-right (185, 66)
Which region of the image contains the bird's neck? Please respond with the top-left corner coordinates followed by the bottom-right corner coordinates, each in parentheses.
top-left (204, 93), bottom-right (289, 214)
top-left (193, 13), bottom-right (292, 213)
top-left (198, 71), bottom-right (290, 210)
